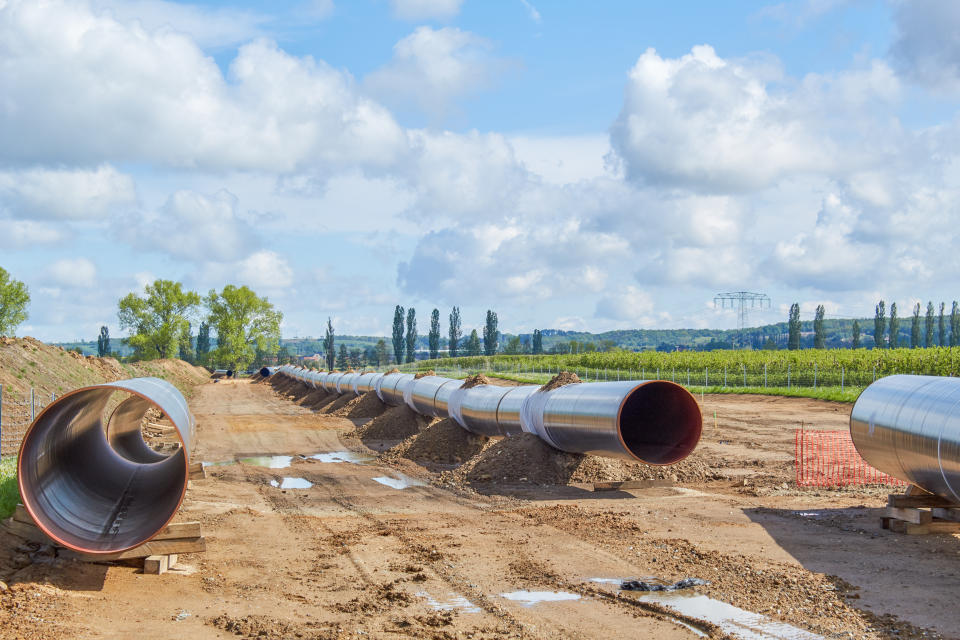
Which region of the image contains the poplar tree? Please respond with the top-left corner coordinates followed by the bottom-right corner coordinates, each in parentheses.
top-left (196, 322), bottom-right (210, 365)
top-left (375, 339), bottom-right (388, 366)
top-left (392, 305), bottom-right (405, 364)
top-left (788, 303), bottom-right (801, 350)
top-left (97, 325), bottom-right (110, 357)
top-left (889, 302), bottom-right (900, 349)
top-left (952, 302), bottom-right (960, 347)
top-left (852, 320), bottom-right (861, 349)
top-left (428, 308), bottom-right (441, 359)
top-left (466, 329), bottom-right (481, 356)
top-left (336, 344), bottom-right (348, 369)
top-left (925, 301), bottom-right (935, 347)
top-left (532, 329), bottom-right (543, 354)
top-left (813, 305), bottom-right (825, 349)
top-left (483, 310), bottom-right (499, 356)
top-left (911, 303), bottom-right (921, 348)
top-left (324, 317), bottom-right (335, 370)
top-left (448, 306), bottom-right (462, 358)
top-left (406, 308), bottom-right (417, 364)
top-left (939, 302), bottom-right (946, 347)
top-left (874, 301), bottom-right (886, 349)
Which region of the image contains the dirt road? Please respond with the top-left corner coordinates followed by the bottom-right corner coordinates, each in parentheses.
top-left (2, 380), bottom-right (958, 639)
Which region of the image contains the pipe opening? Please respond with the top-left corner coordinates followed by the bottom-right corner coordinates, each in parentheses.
top-left (619, 381), bottom-right (702, 465)
top-left (260, 367), bottom-right (272, 377)
top-left (18, 387), bottom-right (189, 554)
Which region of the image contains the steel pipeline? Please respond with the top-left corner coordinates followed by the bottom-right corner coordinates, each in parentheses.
top-left (18, 377), bottom-right (195, 554)
top-left (850, 374), bottom-right (960, 501)
top-left (275, 366), bottom-right (701, 464)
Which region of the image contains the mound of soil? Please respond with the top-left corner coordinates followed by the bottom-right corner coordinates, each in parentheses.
top-left (413, 370), bottom-right (435, 379)
top-left (323, 392), bottom-right (358, 414)
top-left (384, 367), bottom-right (400, 375)
top-left (459, 374), bottom-right (491, 389)
top-left (396, 418), bottom-right (490, 464)
top-left (333, 391), bottom-right (385, 419)
top-left (540, 371), bottom-right (581, 392)
top-left (355, 404), bottom-right (432, 440)
top-left (462, 433), bottom-right (714, 485)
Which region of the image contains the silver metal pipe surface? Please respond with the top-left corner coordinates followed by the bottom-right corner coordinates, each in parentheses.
top-left (353, 372), bottom-right (381, 395)
top-left (405, 376), bottom-right (456, 418)
top-left (850, 375), bottom-right (960, 501)
top-left (323, 373), bottom-right (343, 393)
top-left (496, 386), bottom-right (540, 436)
top-left (337, 373), bottom-right (358, 395)
top-left (454, 385), bottom-right (513, 437)
top-left (378, 373), bottom-right (415, 406)
top-left (18, 377), bottom-right (194, 554)
top-left (432, 379), bottom-right (463, 419)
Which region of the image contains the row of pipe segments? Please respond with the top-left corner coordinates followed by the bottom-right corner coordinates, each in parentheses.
top-left (274, 365), bottom-right (704, 466)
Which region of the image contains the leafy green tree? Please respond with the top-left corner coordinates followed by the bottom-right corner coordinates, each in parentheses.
top-left (118, 279), bottom-right (200, 360)
top-left (392, 305), bottom-right (405, 364)
top-left (788, 303), bottom-right (801, 350)
top-left (532, 329), bottom-right (543, 354)
top-left (206, 285), bottom-right (282, 372)
top-left (952, 302), bottom-right (960, 347)
top-left (179, 322), bottom-right (195, 363)
top-left (925, 301), bottom-right (935, 348)
top-left (349, 347), bottom-right (361, 369)
top-left (0, 266), bottom-right (29, 337)
top-left (910, 303), bottom-right (921, 348)
top-left (852, 320), bottom-right (861, 348)
top-left (466, 329), bottom-right (481, 356)
top-left (889, 302), bottom-right (900, 349)
top-left (323, 317), bottom-right (335, 370)
top-left (362, 346), bottom-right (376, 367)
top-left (406, 307), bottom-right (417, 364)
top-left (196, 322), bottom-right (211, 365)
top-left (503, 335), bottom-right (523, 354)
top-left (375, 339), bottom-right (389, 367)
top-left (813, 305), bottom-right (825, 348)
top-left (428, 308), bottom-right (441, 359)
top-left (277, 344), bottom-right (290, 364)
top-left (874, 301), bottom-right (886, 349)
top-left (97, 325), bottom-right (110, 357)
top-left (448, 306), bottom-right (461, 357)
top-left (939, 302), bottom-right (946, 347)
top-left (336, 344), bottom-right (348, 369)
top-left (483, 310), bottom-right (499, 355)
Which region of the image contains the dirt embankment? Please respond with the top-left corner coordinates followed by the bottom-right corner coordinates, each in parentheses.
top-left (0, 336), bottom-right (209, 398)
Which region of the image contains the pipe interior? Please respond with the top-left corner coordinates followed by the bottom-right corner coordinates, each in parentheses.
top-left (619, 381), bottom-right (702, 465)
top-left (19, 388), bottom-right (187, 554)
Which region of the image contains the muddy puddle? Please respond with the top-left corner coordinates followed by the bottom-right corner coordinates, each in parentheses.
top-left (269, 477), bottom-right (313, 489)
top-left (500, 590), bottom-right (581, 606)
top-left (204, 450), bottom-right (372, 469)
top-left (635, 593), bottom-right (823, 640)
top-left (372, 473), bottom-right (426, 490)
top-left (417, 591), bottom-right (481, 614)
top-left (309, 451), bottom-right (374, 464)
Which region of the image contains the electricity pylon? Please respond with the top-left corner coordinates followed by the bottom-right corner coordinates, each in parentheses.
top-left (714, 292), bottom-right (771, 349)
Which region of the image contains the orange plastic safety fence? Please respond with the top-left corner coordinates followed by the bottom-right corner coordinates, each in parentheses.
top-left (794, 429), bottom-right (906, 487)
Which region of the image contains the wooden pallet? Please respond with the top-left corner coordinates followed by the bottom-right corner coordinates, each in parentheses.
top-left (881, 487), bottom-right (960, 535)
top-left (1, 504), bottom-right (205, 574)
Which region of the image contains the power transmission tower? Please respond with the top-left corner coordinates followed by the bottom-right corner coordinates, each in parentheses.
top-left (714, 291), bottom-right (771, 349)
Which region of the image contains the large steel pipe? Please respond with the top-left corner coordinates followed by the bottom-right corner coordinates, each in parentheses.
top-left (405, 376), bottom-right (460, 418)
top-left (377, 373), bottom-right (415, 406)
top-left (850, 375), bottom-right (960, 501)
top-left (18, 377), bottom-right (194, 554)
top-left (520, 380), bottom-right (701, 464)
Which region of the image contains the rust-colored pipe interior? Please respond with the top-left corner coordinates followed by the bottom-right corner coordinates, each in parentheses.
top-left (619, 381), bottom-right (703, 465)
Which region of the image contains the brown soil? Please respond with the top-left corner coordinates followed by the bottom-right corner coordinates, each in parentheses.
top-left (413, 370), bottom-right (435, 379)
top-left (332, 391), bottom-right (385, 419)
top-left (394, 418), bottom-right (491, 464)
top-left (459, 373), bottom-right (491, 389)
top-left (540, 371), bottom-right (582, 392)
top-left (354, 404), bottom-right (432, 440)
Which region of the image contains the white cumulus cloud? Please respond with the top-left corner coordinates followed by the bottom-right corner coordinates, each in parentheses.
top-left (41, 258), bottom-right (98, 289)
top-left (0, 165), bottom-right (136, 219)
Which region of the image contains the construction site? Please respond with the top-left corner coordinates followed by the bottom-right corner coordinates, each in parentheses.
top-left (0, 338), bottom-right (956, 640)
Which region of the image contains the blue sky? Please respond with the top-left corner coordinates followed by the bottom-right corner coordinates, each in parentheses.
top-left (2, 0), bottom-right (960, 342)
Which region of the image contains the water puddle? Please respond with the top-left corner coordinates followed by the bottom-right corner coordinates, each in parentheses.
top-left (500, 590), bottom-right (581, 607)
top-left (240, 455), bottom-right (294, 469)
top-left (372, 473), bottom-right (426, 490)
top-left (201, 460), bottom-right (236, 468)
top-left (417, 591), bottom-right (481, 614)
top-left (269, 477), bottom-right (313, 489)
top-left (309, 451), bottom-right (375, 464)
top-left (637, 593), bottom-right (823, 640)
top-left (588, 578), bottom-right (623, 585)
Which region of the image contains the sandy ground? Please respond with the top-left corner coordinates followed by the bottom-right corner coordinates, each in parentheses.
top-left (1, 379), bottom-right (958, 639)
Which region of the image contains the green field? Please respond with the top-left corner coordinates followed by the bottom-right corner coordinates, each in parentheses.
top-left (0, 458), bottom-right (19, 520)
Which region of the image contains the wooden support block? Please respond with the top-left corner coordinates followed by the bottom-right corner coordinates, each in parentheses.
top-left (168, 554), bottom-right (178, 568)
top-left (188, 462), bottom-right (206, 481)
top-left (932, 508), bottom-right (960, 523)
top-left (888, 494), bottom-right (957, 508)
top-left (886, 507), bottom-right (933, 524)
top-left (593, 479), bottom-right (672, 492)
top-left (59, 537), bottom-right (206, 562)
top-left (14, 505), bottom-right (200, 541)
top-left (143, 555), bottom-right (169, 575)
